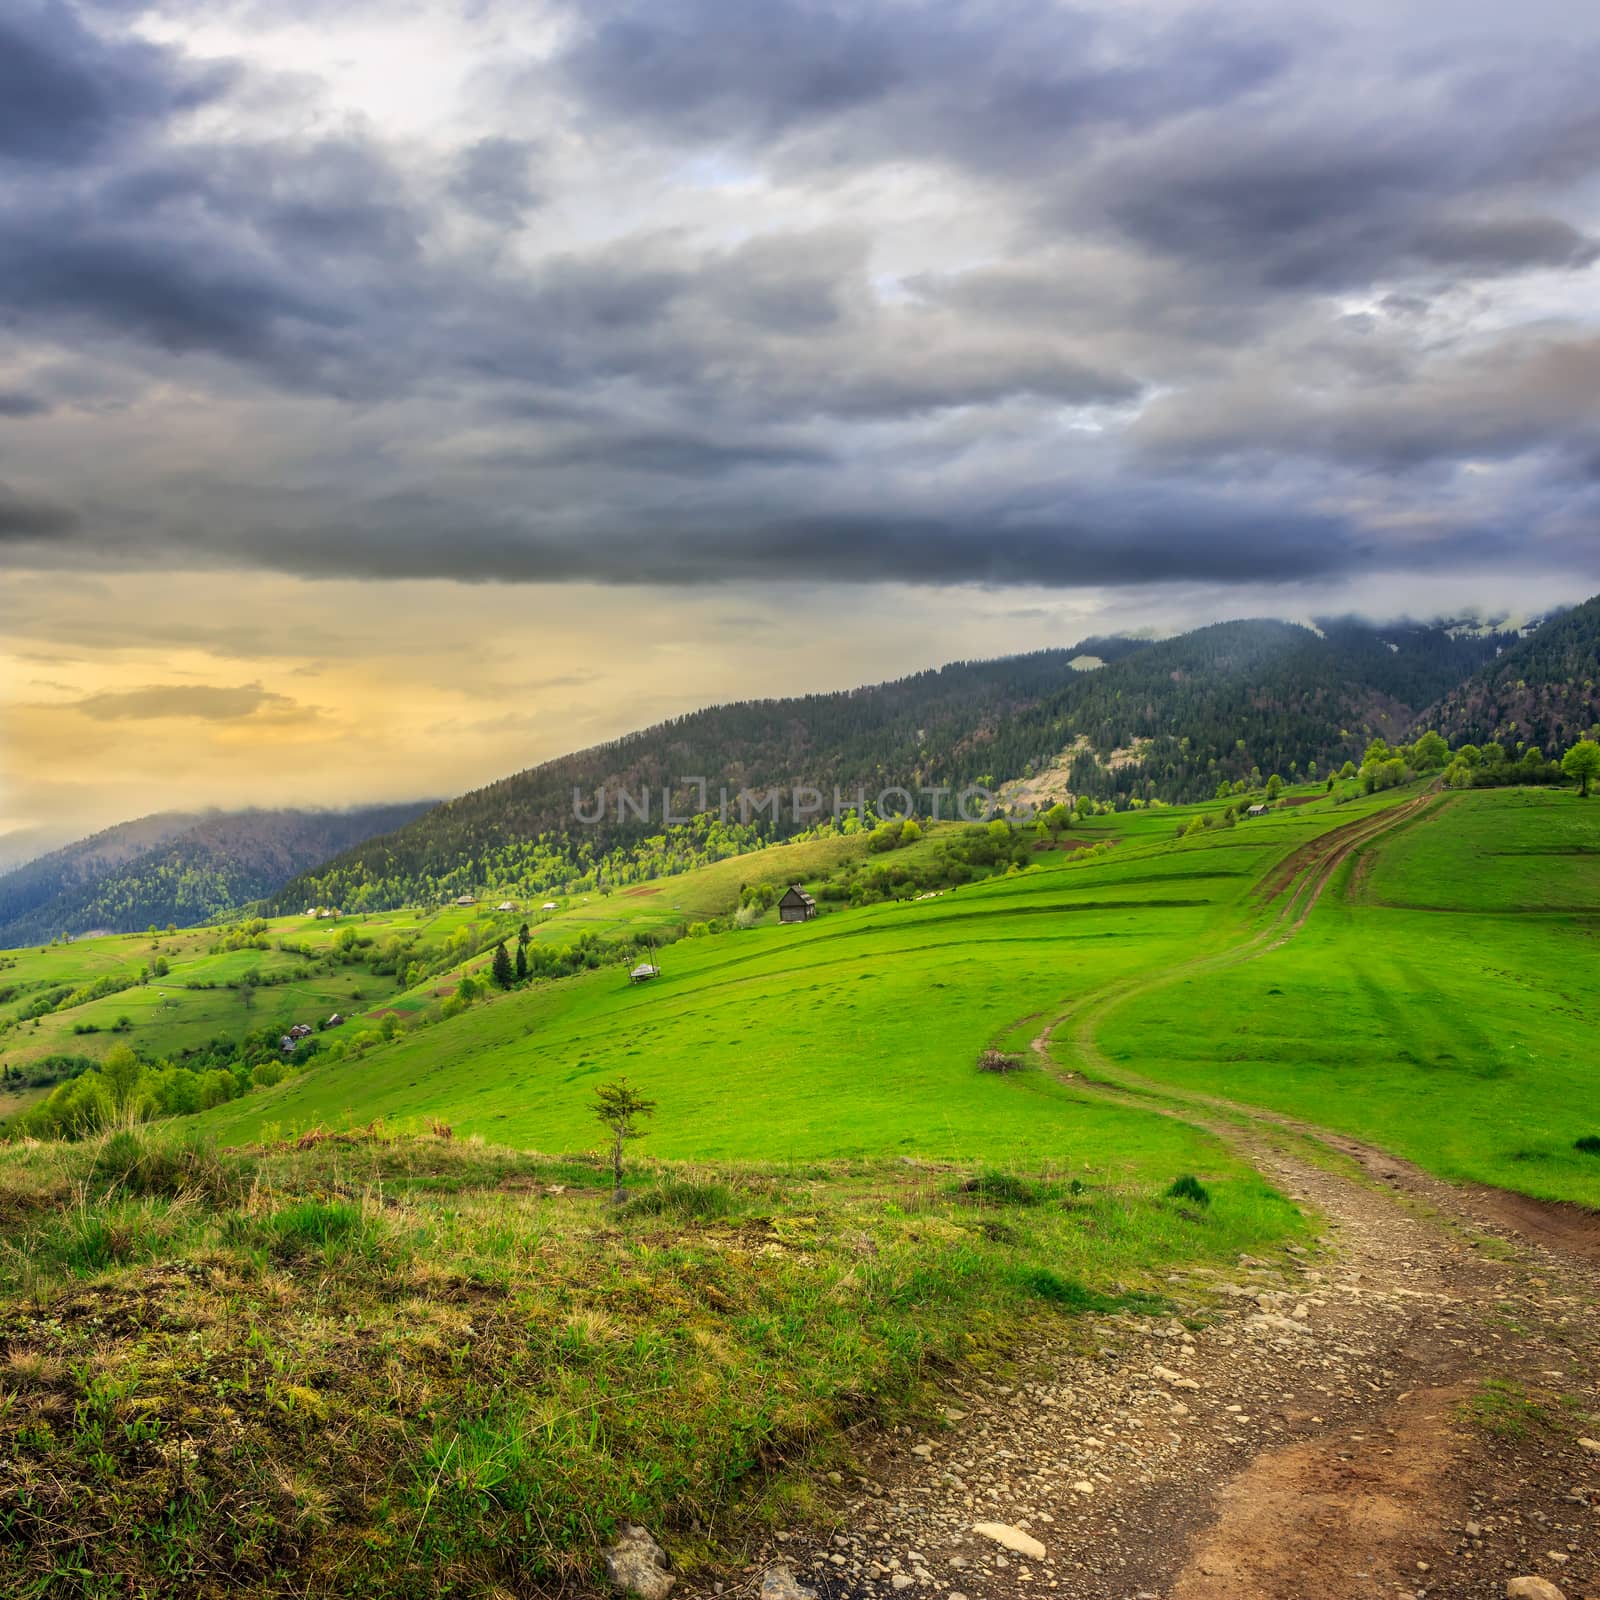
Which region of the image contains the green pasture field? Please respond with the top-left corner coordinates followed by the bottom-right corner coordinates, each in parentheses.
top-left (1092, 787), bottom-right (1600, 1206)
top-left (200, 785), bottom-right (1413, 1164)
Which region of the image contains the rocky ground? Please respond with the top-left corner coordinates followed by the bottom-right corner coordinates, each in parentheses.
top-left (675, 1125), bottom-right (1599, 1600)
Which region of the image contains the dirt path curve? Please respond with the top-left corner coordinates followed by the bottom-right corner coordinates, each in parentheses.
top-left (696, 1113), bottom-right (1599, 1600)
top-left (685, 794), bottom-right (1599, 1600)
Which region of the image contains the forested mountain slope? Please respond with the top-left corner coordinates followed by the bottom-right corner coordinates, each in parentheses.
top-left (0, 804), bottom-right (431, 948)
top-left (1423, 594), bottom-right (1600, 751)
top-left (273, 615), bottom-right (1520, 912)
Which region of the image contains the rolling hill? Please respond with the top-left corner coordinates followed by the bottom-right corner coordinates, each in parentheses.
top-left (270, 612), bottom-right (1527, 913)
top-left (0, 803), bottom-right (432, 949)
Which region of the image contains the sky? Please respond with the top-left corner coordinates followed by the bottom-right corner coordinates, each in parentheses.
top-left (2, 0), bottom-right (1598, 856)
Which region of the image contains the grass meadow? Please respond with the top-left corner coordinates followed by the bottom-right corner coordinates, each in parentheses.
top-left (1092, 788), bottom-right (1600, 1206)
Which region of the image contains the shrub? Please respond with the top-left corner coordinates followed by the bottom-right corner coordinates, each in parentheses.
top-left (90, 1128), bottom-right (246, 1205)
top-left (230, 1199), bottom-right (385, 1264)
top-left (956, 1171), bottom-right (1052, 1206)
top-left (618, 1178), bottom-right (735, 1222)
top-left (1575, 1135), bottom-right (1600, 1156)
top-left (976, 1049), bottom-right (1024, 1074)
top-left (1166, 1174), bottom-right (1211, 1207)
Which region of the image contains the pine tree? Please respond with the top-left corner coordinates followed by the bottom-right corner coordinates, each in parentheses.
top-left (491, 941), bottom-right (514, 990)
top-left (515, 943), bottom-right (528, 981)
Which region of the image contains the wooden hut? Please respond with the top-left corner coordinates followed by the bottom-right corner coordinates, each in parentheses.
top-left (778, 886), bottom-right (817, 923)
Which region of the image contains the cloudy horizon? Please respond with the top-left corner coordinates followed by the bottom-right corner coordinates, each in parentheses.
top-left (3, 0), bottom-right (1599, 848)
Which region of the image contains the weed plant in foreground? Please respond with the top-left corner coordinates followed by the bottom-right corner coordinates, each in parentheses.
top-left (0, 1124), bottom-right (1301, 1597)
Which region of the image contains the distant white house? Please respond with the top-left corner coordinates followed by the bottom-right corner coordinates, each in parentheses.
top-left (496, 900), bottom-right (517, 912)
top-left (452, 894), bottom-right (476, 907)
top-left (542, 901), bottom-right (558, 911)
top-left (629, 963), bottom-right (661, 984)
top-left (1246, 803), bottom-right (1269, 817)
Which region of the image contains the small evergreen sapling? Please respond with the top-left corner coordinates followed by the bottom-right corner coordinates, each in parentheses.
top-left (594, 1077), bottom-right (656, 1204)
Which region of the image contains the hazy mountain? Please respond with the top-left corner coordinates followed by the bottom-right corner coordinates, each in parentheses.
top-left (1422, 595), bottom-right (1600, 753)
top-left (270, 612), bottom-right (1536, 914)
top-left (0, 803), bottom-right (432, 948)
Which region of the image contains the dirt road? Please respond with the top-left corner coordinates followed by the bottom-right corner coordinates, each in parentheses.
top-left (689, 796), bottom-right (1598, 1600)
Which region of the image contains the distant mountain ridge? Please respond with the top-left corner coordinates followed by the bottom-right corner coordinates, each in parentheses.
top-left (1423, 595), bottom-right (1600, 752)
top-left (0, 803), bottom-right (432, 949)
top-left (270, 608), bottom-right (1570, 914)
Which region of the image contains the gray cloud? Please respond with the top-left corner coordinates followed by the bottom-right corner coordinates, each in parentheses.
top-left (0, 391), bottom-right (51, 417)
top-left (551, 0), bottom-right (1291, 169)
top-left (450, 137), bottom-right (543, 223)
top-left (0, 0), bottom-right (1596, 601)
top-left (0, 483), bottom-right (79, 539)
top-left (0, 0), bottom-right (232, 168)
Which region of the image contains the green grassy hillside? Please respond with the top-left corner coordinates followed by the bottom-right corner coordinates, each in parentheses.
top-left (5, 776), bottom-right (1597, 1598)
top-left (1091, 787), bottom-right (1600, 1206)
top-left (200, 786), bottom-right (1409, 1160)
top-left (0, 835), bottom-right (868, 1087)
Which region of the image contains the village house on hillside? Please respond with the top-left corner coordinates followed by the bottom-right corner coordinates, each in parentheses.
top-left (629, 962), bottom-right (660, 984)
top-left (1246, 803), bottom-right (1269, 817)
top-left (779, 886), bottom-right (817, 923)
top-left (496, 900), bottom-right (517, 912)
top-left (452, 894), bottom-right (476, 906)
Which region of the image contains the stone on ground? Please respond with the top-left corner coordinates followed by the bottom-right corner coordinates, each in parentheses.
top-left (1505, 1577), bottom-right (1567, 1600)
top-left (604, 1524), bottom-right (674, 1599)
top-left (971, 1521), bottom-right (1047, 1560)
top-left (760, 1565), bottom-right (817, 1600)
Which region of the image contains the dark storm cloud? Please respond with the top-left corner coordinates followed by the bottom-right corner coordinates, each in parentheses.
top-left (0, 218), bottom-right (345, 368)
top-left (552, 0), bottom-right (1290, 167)
top-left (1133, 332), bottom-right (1600, 470)
top-left (450, 138), bottom-right (543, 223)
top-left (0, 0), bottom-right (230, 167)
top-left (0, 0), bottom-right (1597, 597)
top-left (1408, 216), bottom-right (1600, 274)
top-left (0, 391), bottom-right (51, 417)
top-left (198, 473), bottom-right (1362, 590)
top-left (487, 426), bottom-right (831, 476)
top-left (1070, 43), bottom-right (1600, 293)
